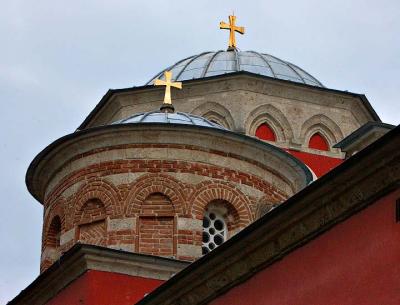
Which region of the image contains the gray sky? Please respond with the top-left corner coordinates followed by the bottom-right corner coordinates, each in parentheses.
top-left (0, 0), bottom-right (399, 302)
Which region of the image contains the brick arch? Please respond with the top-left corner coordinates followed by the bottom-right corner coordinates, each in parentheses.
top-left (125, 174), bottom-right (186, 216)
top-left (189, 181), bottom-right (253, 226)
top-left (43, 199), bottom-right (65, 242)
top-left (205, 199), bottom-right (242, 233)
top-left (191, 102), bottom-right (235, 130)
top-left (74, 179), bottom-right (122, 220)
top-left (41, 199), bottom-right (65, 271)
top-left (46, 216), bottom-right (61, 248)
top-left (254, 194), bottom-right (281, 219)
top-left (141, 193), bottom-right (175, 215)
top-left (76, 198), bottom-right (107, 223)
top-left (245, 104), bottom-right (294, 143)
top-left (300, 114), bottom-right (344, 149)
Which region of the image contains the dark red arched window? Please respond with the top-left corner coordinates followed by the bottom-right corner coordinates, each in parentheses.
top-left (308, 133), bottom-right (329, 151)
top-left (255, 123), bottom-right (276, 141)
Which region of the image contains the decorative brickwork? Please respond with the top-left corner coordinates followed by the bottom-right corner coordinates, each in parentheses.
top-left (125, 174), bottom-right (185, 216)
top-left (189, 180), bottom-right (254, 226)
top-left (79, 219), bottom-right (106, 246)
top-left (46, 216), bottom-right (61, 248)
top-left (77, 199), bottom-right (106, 224)
top-left (39, 146), bottom-right (292, 271)
top-left (43, 143), bottom-right (294, 204)
top-left (138, 193), bottom-right (176, 257)
top-left (73, 179), bottom-right (123, 218)
top-left (43, 199), bottom-right (65, 242)
top-left (139, 216), bottom-right (175, 257)
top-left (77, 199), bottom-right (107, 246)
top-left (41, 199), bottom-right (65, 272)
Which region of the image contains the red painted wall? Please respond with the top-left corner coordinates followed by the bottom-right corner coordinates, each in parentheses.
top-left (211, 189), bottom-right (400, 305)
top-left (255, 124), bottom-right (276, 141)
top-left (46, 270), bottom-right (163, 305)
top-left (286, 149), bottom-right (343, 177)
top-left (308, 133), bottom-right (329, 151)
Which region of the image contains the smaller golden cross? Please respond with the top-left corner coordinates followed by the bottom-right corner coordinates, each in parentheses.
top-left (154, 70), bottom-right (182, 105)
top-left (219, 14), bottom-right (245, 49)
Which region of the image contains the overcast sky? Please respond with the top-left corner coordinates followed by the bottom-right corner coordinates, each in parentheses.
top-left (1, 0), bottom-right (399, 302)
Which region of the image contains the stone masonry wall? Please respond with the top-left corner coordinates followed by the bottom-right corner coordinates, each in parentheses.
top-left (87, 76), bottom-right (376, 159)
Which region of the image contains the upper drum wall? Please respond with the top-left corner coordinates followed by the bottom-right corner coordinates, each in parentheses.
top-left (81, 73), bottom-right (378, 158)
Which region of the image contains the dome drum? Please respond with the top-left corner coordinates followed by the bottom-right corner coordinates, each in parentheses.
top-left (28, 123), bottom-right (312, 271)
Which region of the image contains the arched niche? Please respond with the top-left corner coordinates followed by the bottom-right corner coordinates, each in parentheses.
top-left (46, 215), bottom-right (62, 250)
top-left (245, 104), bottom-right (293, 143)
top-left (191, 102), bottom-right (235, 130)
top-left (300, 114), bottom-right (343, 151)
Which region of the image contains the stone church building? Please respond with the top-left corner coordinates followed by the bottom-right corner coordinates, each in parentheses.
top-left (9, 15), bottom-right (399, 305)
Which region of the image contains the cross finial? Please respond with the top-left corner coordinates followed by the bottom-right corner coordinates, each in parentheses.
top-left (219, 14), bottom-right (245, 50)
top-left (154, 71), bottom-right (182, 111)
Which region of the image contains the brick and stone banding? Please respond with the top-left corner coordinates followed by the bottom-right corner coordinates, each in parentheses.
top-left (27, 125), bottom-right (311, 272)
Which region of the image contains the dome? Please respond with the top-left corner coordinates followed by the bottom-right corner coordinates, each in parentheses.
top-left (112, 110), bottom-right (227, 129)
top-left (146, 50), bottom-right (324, 87)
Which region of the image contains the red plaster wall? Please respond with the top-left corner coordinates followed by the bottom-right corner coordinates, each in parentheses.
top-left (211, 189), bottom-right (400, 305)
top-left (46, 270), bottom-right (163, 305)
top-left (255, 123), bottom-right (276, 141)
top-left (308, 133), bottom-right (329, 151)
top-left (286, 149), bottom-right (343, 177)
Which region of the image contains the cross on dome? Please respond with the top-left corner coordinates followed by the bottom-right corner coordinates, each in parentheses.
top-left (154, 70), bottom-right (182, 112)
top-left (219, 14), bottom-right (245, 50)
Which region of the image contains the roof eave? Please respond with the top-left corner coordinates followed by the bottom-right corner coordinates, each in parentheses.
top-left (333, 121), bottom-right (395, 149)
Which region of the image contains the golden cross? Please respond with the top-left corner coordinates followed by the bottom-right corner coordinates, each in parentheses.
top-left (154, 70), bottom-right (182, 105)
top-left (219, 14), bottom-right (245, 49)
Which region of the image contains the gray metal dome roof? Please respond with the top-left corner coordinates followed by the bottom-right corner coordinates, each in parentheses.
top-left (112, 110), bottom-right (227, 129)
top-left (146, 50), bottom-right (324, 87)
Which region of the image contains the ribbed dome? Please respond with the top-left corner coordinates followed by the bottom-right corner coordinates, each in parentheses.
top-left (112, 110), bottom-right (227, 129)
top-left (146, 50), bottom-right (324, 87)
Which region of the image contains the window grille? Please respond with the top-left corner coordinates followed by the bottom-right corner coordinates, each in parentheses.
top-left (202, 210), bottom-right (227, 255)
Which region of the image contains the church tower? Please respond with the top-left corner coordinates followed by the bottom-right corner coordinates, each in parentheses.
top-left (28, 75), bottom-right (312, 271)
top-left (26, 14), bottom-right (380, 276)
top-left (9, 13), bottom-right (397, 305)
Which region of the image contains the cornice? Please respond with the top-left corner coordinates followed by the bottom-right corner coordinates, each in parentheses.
top-left (27, 123), bottom-right (312, 203)
top-left (8, 244), bottom-right (189, 305)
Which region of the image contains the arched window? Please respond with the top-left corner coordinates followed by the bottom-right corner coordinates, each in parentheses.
top-left (201, 200), bottom-right (240, 255)
top-left (255, 123), bottom-right (276, 141)
top-left (308, 133), bottom-right (329, 151)
top-left (202, 210), bottom-right (226, 255)
top-left (47, 216), bottom-right (61, 249)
